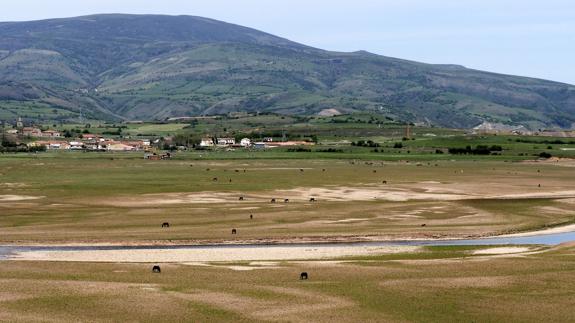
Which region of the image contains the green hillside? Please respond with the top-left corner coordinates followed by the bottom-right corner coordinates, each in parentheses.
top-left (0, 14), bottom-right (574, 129)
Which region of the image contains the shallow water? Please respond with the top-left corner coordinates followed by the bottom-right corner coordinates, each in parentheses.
top-left (1, 230), bottom-right (574, 260)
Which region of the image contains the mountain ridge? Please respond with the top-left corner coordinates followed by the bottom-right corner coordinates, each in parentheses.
top-left (0, 14), bottom-right (574, 129)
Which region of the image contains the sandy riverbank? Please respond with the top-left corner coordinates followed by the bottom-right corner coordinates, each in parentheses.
top-left (9, 245), bottom-right (419, 263)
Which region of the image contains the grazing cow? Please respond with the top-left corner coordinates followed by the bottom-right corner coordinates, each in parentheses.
top-left (206, 168), bottom-right (210, 171)
top-left (152, 266), bottom-right (161, 273)
top-left (382, 180), bottom-right (388, 184)
top-left (239, 196), bottom-right (244, 201)
top-left (232, 229), bottom-right (237, 235)
top-left (284, 199), bottom-right (289, 203)
top-left (538, 184), bottom-right (541, 188)
top-left (229, 179), bottom-right (232, 183)
top-left (250, 214), bottom-right (253, 219)
top-left (300, 272), bottom-right (308, 280)
top-left (235, 170), bottom-right (239, 173)
top-left (322, 169), bottom-right (326, 172)
top-left (271, 198), bottom-right (276, 203)
top-left (162, 222), bottom-right (170, 228)
top-left (421, 224), bottom-right (426, 227)
top-left (300, 169), bottom-right (304, 172)
top-left (373, 170), bottom-right (377, 173)
top-left (309, 198), bottom-right (316, 202)
top-left (212, 177), bottom-right (218, 182)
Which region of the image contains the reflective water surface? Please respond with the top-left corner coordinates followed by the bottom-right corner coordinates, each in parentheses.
top-left (1, 230), bottom-right (574, 260)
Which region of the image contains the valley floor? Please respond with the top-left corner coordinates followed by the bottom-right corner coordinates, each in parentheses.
top-left (1, 153), bottom-right (575, 321)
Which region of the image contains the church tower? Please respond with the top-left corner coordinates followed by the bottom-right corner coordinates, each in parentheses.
top-left (16, 117), bottom-right (23, 129)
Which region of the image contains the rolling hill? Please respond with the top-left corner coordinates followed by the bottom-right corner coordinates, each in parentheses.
top-left (0, 14), bottom-right (574, 129)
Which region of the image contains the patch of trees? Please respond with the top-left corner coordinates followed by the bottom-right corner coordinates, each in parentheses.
top-left (539, 152), bottom-right (552, 159)
top-left (352, 140), bottom-right (380, 147)
top-left (317, 148), bottom-right (344, 153)
top-left (0, 139), bottom-right (46, 153)
top-left (287, 147), bottom-right (312, 152)
top-left (513, 138), bottom-right (575, 145)
top-left (172, 134), bottom-right (201, 147)
top-left (102, 128), bottom-right (123, 135)
top-left (448, 145), bottom-right (503, 155)
top-left (0, 146), bottom-right (46, 153)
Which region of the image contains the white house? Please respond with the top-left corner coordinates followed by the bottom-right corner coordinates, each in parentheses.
top-left (69, 141), bottom-right (84, 150)
top-left (240, 138), bottom-right (252, 147)
top-left (200, 138), bottom-right (214, 147)
top-left (41, 130), bottom-right (61, 138)
top-left (217, 138), bottom-right (236, 146)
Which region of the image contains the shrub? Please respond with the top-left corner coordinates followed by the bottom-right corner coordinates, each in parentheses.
top-left (287, 147), bottom-right (311, 152)
top-left (448, 145), bottom-right (504, 155)
top-left (539, 152), bottom-right (552, 159)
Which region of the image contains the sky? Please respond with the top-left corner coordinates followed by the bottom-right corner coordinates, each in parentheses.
top-left (1, 0), bottom-right (574, 84)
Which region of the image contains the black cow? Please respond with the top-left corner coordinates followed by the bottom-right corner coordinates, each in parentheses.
top-left (232, 229), bottom-right (237, 235)
top-left (162, 222), bottom-right (170, 228)
top-left (271, 198), bottom-right (276, 203)
top-left (212, 177), bottom-right (218, 182)
top-left (152, 266), bottom-right (161, 273)
top-left (309, 198), bottom-right (316, 202)
top-left (284, 199), bottom-right (289, 203)
top-left (250, 214), bottom-right (253, 219)
top-left (300, 272), bottom-right (308, 280)
top-left (382, 180), bottom-right (388, 184)
top-left (239, 196), bottom-right (244, 201)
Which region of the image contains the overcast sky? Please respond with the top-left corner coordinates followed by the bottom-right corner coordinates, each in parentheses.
top-left (1, 0), bottom-right (574, 84)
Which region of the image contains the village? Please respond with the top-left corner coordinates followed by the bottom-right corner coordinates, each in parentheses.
top-left (1, 117), bottom-right (315, 153)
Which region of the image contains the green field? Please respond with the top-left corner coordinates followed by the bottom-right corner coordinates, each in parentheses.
top-left (1, 152), bottom-right (574, 244)
top-left (2, 119), bottom-right (575, 322)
